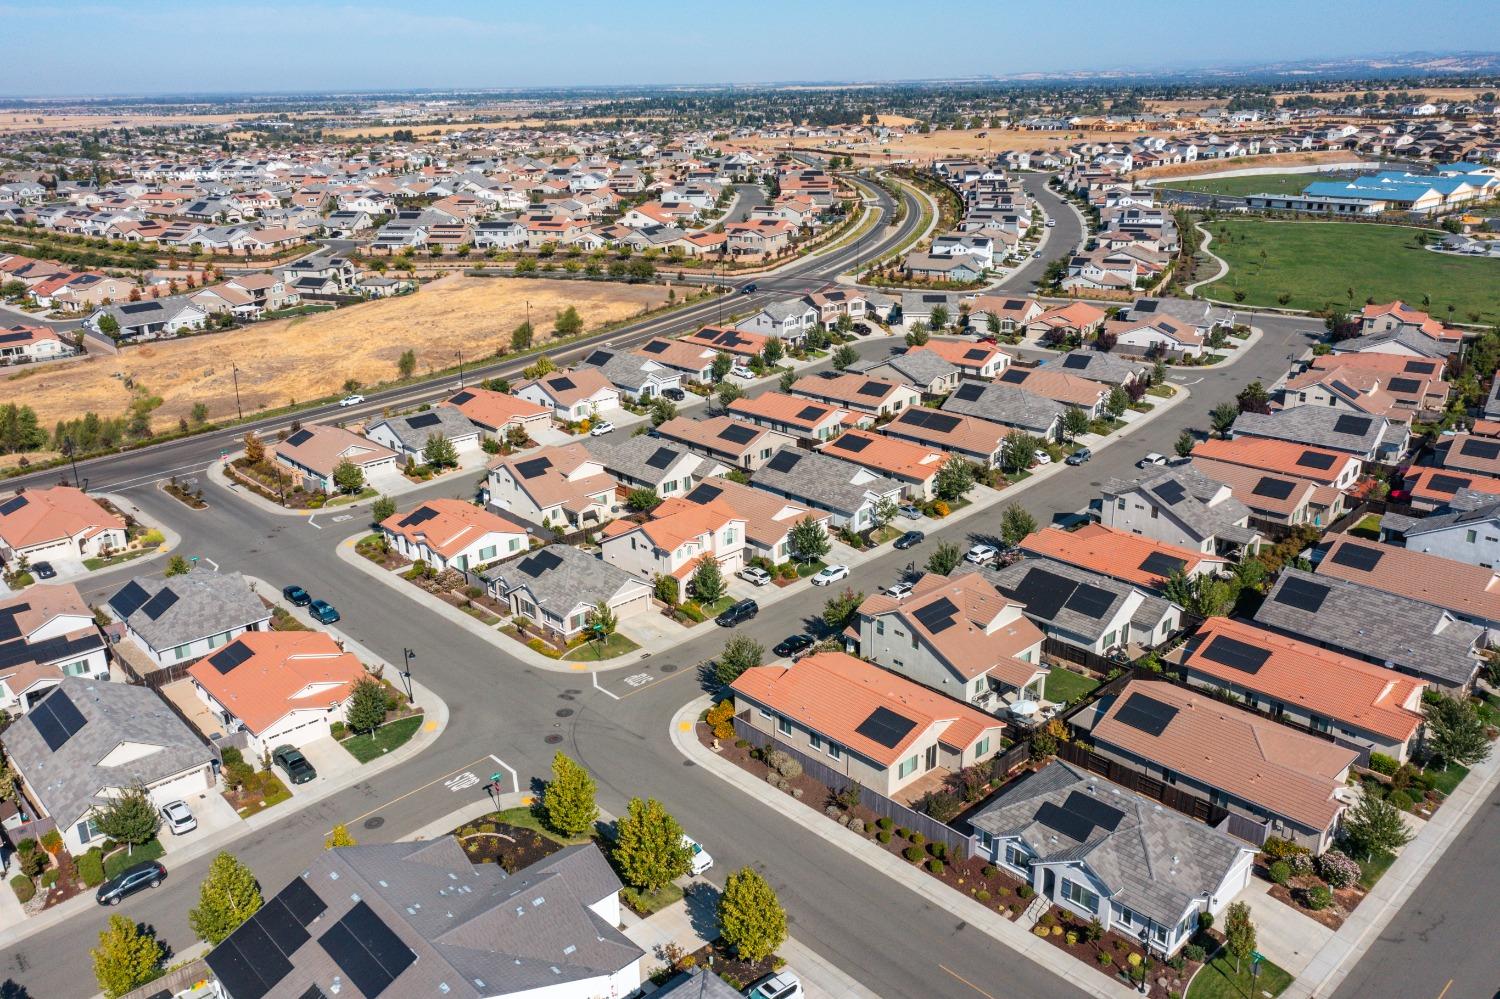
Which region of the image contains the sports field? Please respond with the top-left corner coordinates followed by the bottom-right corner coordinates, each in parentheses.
top-left (1200, 219), bottom-right (1500, 323)
top-left (1165, 172), bottom-right (1331, 197)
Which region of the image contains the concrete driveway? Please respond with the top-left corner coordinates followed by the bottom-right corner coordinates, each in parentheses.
top-left (1228, 879), bottom-right (1334, 976)
top-left (281, 735), bottom-right (359, 797)
top-left (158, 789), bottom-right (242, 857)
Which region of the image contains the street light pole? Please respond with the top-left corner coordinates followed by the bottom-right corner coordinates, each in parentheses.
top-left (400, 647), bottom-right (415, 702)
top-left (231, 364), bottom-right (243, 421)
top-left (456, 351), bottom-right (464, 389)
top-left (62, 436), bottom-right (80, 490)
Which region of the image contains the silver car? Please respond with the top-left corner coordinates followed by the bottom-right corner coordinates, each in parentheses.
top-left (160, 800), bottom-right (197, 835)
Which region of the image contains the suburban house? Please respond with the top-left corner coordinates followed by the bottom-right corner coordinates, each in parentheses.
top-left (1031, 302), bottom-right (1108, 341)
top-left (444, 387), bottom-right (553, 442)
top-left (1187, 458), bottom-right (1330, 530)
top-left (588, 435), bottom-right (722, 498)
top-left (271, 425), bottom-right (399, 494)
top-left (1103, 316), bottom-right (1206, 360)
top-left (380, 498), bottom-right (530, 573)
top-left (1398, 467), bottom-right (1500, 512)
top-left (186, 631), bottom-right (368, 755)
top-left (882, 407), bottom-right (1015, 468)
top-left (0, 323), bottom-right (77, 364)
top-left (3, 679), bottom-right (217, 854)
top-left (1253, 567), bottom-right (1482, 691)
top-left (0, 486), bottom-right (127, 565)
top-left (1440, 433), bottom-right (1500, 478)
top-left (204, 839), bottom-right (643, 999)
top-left (107, 571), bottom-right (271, 669)
top-left (748, 448), bottom-right (905, 532)
top-left (1099, 467), bottom-right (1262, 558)
top-left (995, 368), bottom-right (1112, 418)
top-left (737, 299), bottom-right (818, 343)
top-left (790, 373), bottom-right (922, 419)
top-left (853, 572), bottom-right (1046, 712)
top-left (87, 296), bottom-right (208, 340)
top-left (966, 295), bottom-right (1045, 332)
top-left (0, 584), bottom-right (109, 716)
top-left (1315, 534), bottom-right (1500, 635)
top-left (1358, 300), bottom-right (1465, 347)
top-left (1076, 679), bottom-right (1357, 853)
top-left (654, 415), bottom-right (794, 472)
top-left (1231, 407), bottom-right (1406, 462)
top-left (848, 349), bottom-right (961, 397)
top-left (1284, 353), bottom-right (1449, 423)
top-left (913, 339), bottom-right (1010, 380)
top-left (1189, 436), bottom-right (1363, 494)
top-left (364, 406), bottom-right (483, 465)
top-left (1017, 524), bottom-right (1228, 593)
top-left (728, 391), bottom-right (868, 442)
top-left (632, 337), bottom-right (722, 383)
top-left (579, 347), bottom-right (684, 402)
top-left (817, 429), bottom-right (948, 501)
top-left (1037, 350), bottom-right (1148, 389)
top-left (981, 558), bottom-right (1183, 656)
top-left (730, 650), bottom-right (1006, 801)
top-left (514, 369), bottom-right (622, 422)
top-left (941, 381), bottom-right (1066, 440)
top-left (969, 761), bottom-right (1256, 957)
top-left (677, 478), bottom-right (831, 566)
top-left (599, 495), bottom-right (746, 583)
top-left (482, 545), bottom-right (652, 641)
top-left (677, 325), bottom-right (769, 361)
top-left (1181, 616), bottom-right (1426, 763)
top-left (486, 444), bottom-right (620, 530)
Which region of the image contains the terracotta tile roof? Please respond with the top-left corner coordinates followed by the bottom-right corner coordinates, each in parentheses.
top-left (1401, 465), bottom-right (1500, 506)
top-left (1442, 433), bottom-right (1500, 476)
top-left (1188, 437), bottom-right (1355, 486)
top-left (674, 476), bottom-right (828, 549)
top-left (272, 424), bottom-right (396, 478)
top-left (632, 338), bottom-right (718, 372)
top-left (489, 444), bottom-right (618, 511)
top-left (1189, 457), bottom-right (1317, 516)
top-left (1470, 419), bottom-right (1500, 439)
top-left (1034, 301), bottom-right (1108, 330)
top-left (679, 325), bottom-right (767, 358)
top-left (858, 573), bottom-right (1043, 682)
top-left (728, 391), bottom-right (854, 433)
top-left (444, 387), bottom-right (551, 431)
top-left (1317, 533), bottom-right (1500, 624)
top-left (791, 373), bottom-right (910, 409)
top-left (914, 340), bottom-right (1009, 371)
top-left (0, 485), bottom-right (124, 549)
top-left (380, 498), bottom-right (528, 559)
top-left (608, 497), bottom-right (742, 555)
top-left (817, 429), bottom-right (945, 482)
top-left (654, 415), bottom-right (783, 459)
top-left (731, 651), bottom-right (1004, 767)
top-left (1018, 524), bottom-right (1226, 589)
top-left (883, 406), bottom-right (1014, 454)
top-left (997, 368), bottom-right (1110, 407)
top-left (1183, 618), bottom-right (1425, 743)
top-left (1092, 680), bottom-right (1356, 831)
top-left (517, 368), bottom-right (616, 407)
top-left (186, 631), bottom-right (366, 736)
top-left (1361, 301), bottom-right (1460, 340)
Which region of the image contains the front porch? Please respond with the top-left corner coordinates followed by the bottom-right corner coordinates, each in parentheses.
top-left (893, 766), bottom-right (952, 807)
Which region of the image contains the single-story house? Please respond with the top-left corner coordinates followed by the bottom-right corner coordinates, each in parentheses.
top-left (107, 571), bottom-right (271, 669)
top-left (0, 486), bottom-right (127, 565)
top-left (0, 584), bottom-right (109, 716)
top-left (380, 498), bottom-right (530, 573)
top-left (483, 545), bottom-right (653, 640)
top-left (443, 387), bottom-right (552, 441)
top-left (364, 406), bottom-right (483, 464)
top-left (271, 425), bottom-right (399, 494)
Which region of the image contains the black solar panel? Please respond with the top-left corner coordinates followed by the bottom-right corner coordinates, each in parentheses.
top-left (1064, 583), bottom-right (1115, 620)
top-left (582, 350), bottom-right (612, 367)
top-left (284, 429), bottom-right (313, 447)
top-left (857, 381), bottom-right (888, 398)
top-left (0, 605), bottom-right (23, 643)
top-left (397, 507), bottom-right (437, 527)
top-left (1404, 360), bottom-right (1437, 374)
top-left (1034, 800), bottom-right (1097, 843)
top-left (405, 412), bottom-right (441, 429)
top-left (141, 589), bottom-right (179, 621)
top-left (1138, 552), bottom-right (1186, 577)
top-left (207, 929), bottom-right (286, 999)
top-left (686, 483), bottom-right (723, 504)
top-left (448, 390), bottom-right (475, 405)
top-left (517, 549), bottom-right (564, 576)
top-left (954, 382), bottom-right (985, 402)
top-left (640, 340), bottom-right (669, 354)
top-left (30, 689), bottom-right (87, 752)
top-left (1151, 480), bottom-right (1186, 506)
top-left (317, 901), bottom-right (415, 998)
top-left (1330, 543), bottom-right (1384, 572)
top-left (1295, 450), bottom-right (1337, 470)
top-left (1000, 369), bottom-right (1028, 384)
top-left (716, 423), bottom-right (757, 445)
top-left (514, 457), bottom-right (552, 479)
top-left (1333, 414), bottom-right (1372, 437)
top-left (834, 435), bottom-right (871, 454)
top-left (1251, 477), bottom-right (1296, 500)
top-left (1062, 353), bottom-right (1091, 370)
top-left (1461, 439), bottom-right (1500, 461)
top-left (110, 580), bottom-right (152, 619)
top-left (900, 409), bottom-right (961, 434)
top-left (1276, 576), bottom-right (1330, 614)
top-left (1010, 567), bottom-right (1077, 621)
top-left (1199, 634), bottom-right (1271, 674)
top-left (645, 447), bottom-right (677, 470)
top-left (853, 706), bottom-right (918, 749)
top-left (912, 596), bottom-right (959, 634)
top-left (963, 348), bottom-right (989, 361)
top-left (1113, 691), bottom-right (1178, 737)
top-left (277, 875), bottom-right (327, 926)
top-left (1061, 790), bottom-right (1125, 832)
top-left (1386, 377), bottom-right (1422, 394)
top-left (297, 987), bottom-right (328, 999)
top-left (0, 495), bottom-right (28, 516)
top-left (764, 450), bottom-right (802, 473)
top-left (210, 641), bottom-right (253, 675)
top-left (1428, 473), bottom-right (1470, 494)
top-left (548, 376), bottom-right (577, 392)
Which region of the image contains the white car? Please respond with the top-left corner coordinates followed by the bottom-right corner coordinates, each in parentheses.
top-left (884, 580), bottom-right (914, 600)
top-left (810, 564), bottom-right (850, 586)
top-left (730, 364), bottom-right (755, 380)
top-left (589, 420), bottom-right (615, 437)
top-left (160, 800), bottom-right (197, 836)
top-left (737, 566), bottom-right (772, 587)
top-left (1137, 452), bottom-right (1168, 468)
top-left (748, 972), bottom-right (803, 999)
top-left (1046, 219), bottom-right (1056, 227)
top-left (1033, 449), bottom-right (1053, 465)
top-left (682, 835), bottom-right (713, 876)
top-left (964, 543), bottom-right (999, 565)
top-left (338, 394), bottom-right (364, 407)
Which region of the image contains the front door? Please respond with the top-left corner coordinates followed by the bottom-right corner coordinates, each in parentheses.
top-left (925, 745), bottom-right (937, 771)
top-left (1043, 868), bottom-right (1056, 898)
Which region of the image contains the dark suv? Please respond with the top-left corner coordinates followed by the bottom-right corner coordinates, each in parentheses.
top-left (715, 599), bottom-right (759, 627)
top-left (96, 860), bottom-right (166, 906)
top-left (273, 744), bottom-right (317, 784)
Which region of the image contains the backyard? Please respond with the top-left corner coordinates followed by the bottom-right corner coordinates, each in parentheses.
top-left (1044, 668), bottom-right (1100, 705)
top-left (1199, 219), bottom-right (1500, 324)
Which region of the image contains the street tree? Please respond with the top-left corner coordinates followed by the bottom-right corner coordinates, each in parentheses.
top-left (832, 344), bottom-right (859, 371)
top-left (585, 600), bottom-right (618, 640)
top-left (92, 915), bottom-right (164, 999)
top-left (789, 516), bottom-right (831, 563)
top-left (371, 495), bottom-right (396, 523)
top-left (1001, 432), bottom-right (1042, 475)
top-left (612, 797), bottom-right (692, 897)
top-left (1105, 386), bottom-right (1128, 419)
top-left (717, 382), bottom-right (744, 407)
top-left (164, 554), bottom-right (191, 577)
top-left (510, 320), bottom-right (534, 352)
top-left (690, 557), bottom-right (727, 606)
top-left (243, 430), bottom-right (264, 465)
top-left (929, 304), bottom-right (950, 329)
top-left (522, 354), bottom-right (556, 379)
top-left (1000, 503), bottom-right (1037, 547)
top-left (821, 586), bottom-right (865, 630)
top-left (1425, 693), bottom-right (1491, 768)
top-left (1210, 401), bottom-right (1240, 437)
top-left (332, 459), bottom-right (364, 495)
top-left (715, 635), bottom-right (765, 686)
top-left (96, 786), bottom-right (160, 853)
top-left (1174, 431), bottom-right (1196, 458)
top-left (762, 337), bottom-right (784, 367)
top-left (188, 852), bottom-right (263, 945)
top-left (346, 676), bottom-right (389, 735)
top-left (1224, 901), bottom-right (1256, 974)
top-left (543, 751), bottom-right (598, 838)
top-left (873, 496), bottom-right (899, 531)
top-left (926, 541), bottom-right (962, 576)
top-left (422, 433), bottom-right (459, 468)
top-left (1061, 407), bottom-right (1091, 441)
top-left (934, 456), bottom-right (975, 503)
top-left (904, 323), bottom-right (930, 347)
top-left (1340, 792), bottom-right (1413, 859)
top-left (1236, 380), bottom-right (1271, 414)
top-left (718, 867), bottom-right (788, 963)
top-left (711, 351), bottom-right (734, 381)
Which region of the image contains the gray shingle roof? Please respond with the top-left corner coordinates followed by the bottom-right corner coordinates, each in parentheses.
top-left (968, 760), bottom-right (1248, 928)
top-left (584, 434), bottom-right (704, 488)
top-left (3, 678), bottom-right (215, 831)
top-left (654, 968), bottom-right (746, 999)
top-left (749, 449), bottom-right (904, 518)
top-left (851, 349), bottom-right (958, 389)
top-left (1401, 498), bottom-right (1500, 537)
top-left (1038, 350), bottom-right (1149, 386)
top-left (1101, 466), bottom-right (1255, 546)
top-left (1232, 406), bottom-right (1394, 457)
top-left (370, 405), bottom-right (480, 451)
top-left (941, 382), bottom-right (1065, 435)
top-left (1254, 567), bottom-right (1481, 686)
top-left (483, 545), bottom-right (646, 617)
top-left (107, 570), bottom-right (269, 653)
top-left (580, 349), bottom-right (667, 393)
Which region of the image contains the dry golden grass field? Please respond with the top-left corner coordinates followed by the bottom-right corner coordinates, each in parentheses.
top-left (0, 110), bottom-right (246, 133)
top-left (732, 126), bottom-right (1182, 162)
top-left (8, 276), bottom-right (669, 428)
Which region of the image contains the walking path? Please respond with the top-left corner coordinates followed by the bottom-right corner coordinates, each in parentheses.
top-left (1183, 223), bottom-right (1229, 297)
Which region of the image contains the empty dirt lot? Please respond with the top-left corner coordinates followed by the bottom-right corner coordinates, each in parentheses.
top-left (8, 276), bottom-right (670, 428)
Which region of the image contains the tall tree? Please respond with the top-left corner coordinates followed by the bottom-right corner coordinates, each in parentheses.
top-left (831, 344), bottom-right (859, 371)
top-left (92, 915), bottom-right (164, 999)
top-left (1061, 407), bottom-right (1091, 442)
top-left (332, 459), bottom-right (364, 495)
top-left (934, 457), bottom-right (976, 503)
top-left (715, 635), bottom-right (765, 686)
top-left (718, 867), bottom-right (788, 963)
top-left (1236, 380), bottom-right (1271, 414)
top-left (789, 516), bottom-right (831, 563)
top-left (585, 600), bottom-right (618, 640)
top-left (345, 676), bottom-right (389, 735)
top-left (717, 382), bottom-right (744, 408)
top-left (371, 495), bottom-right (397, 523)
top-left (821, 587), bottom-right (864, 630)
top-left (1174, 431), bottom-right (1196, 458)
top-left (926, 541), bottom-right (962, 576)
top-left (690, 557), bottom-right (727, 606)
top-left (1001, 432), bottom-right (1042, 474)
top-left (1000, 504), bottom-right (1037, 547)
top-left (422, 433), bottom-right (458, 468)
top-left (188, 852), bottom-right (264, 945)
top-left (1104, 386), bottom-right (1128, 419)
top-left (95, 786), bottom-right (160, 852)
top-left (1425, 693), bottom-right (1491, 767)
top-left (543, 752), bottom-right (598, 838)
top-left (612, 797), bottom-right (692, 896)
top-left (929, 304), bottom-right (950, 329)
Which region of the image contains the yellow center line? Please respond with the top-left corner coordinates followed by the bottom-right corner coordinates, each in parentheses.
top-left (939, 965), bottom-right (998, 999)
top-left (336, 755), bottom-right (495, 832)
top-left (1436, 980), bottom-right (1454, 999)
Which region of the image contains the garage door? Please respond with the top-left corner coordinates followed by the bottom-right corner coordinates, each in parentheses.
top-left (148, 766), bottom-right (212, 807)
top-left (612, 590), bottom-right (653, 621)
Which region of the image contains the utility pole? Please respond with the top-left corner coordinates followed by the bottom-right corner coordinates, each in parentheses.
top-left (400, 647), bottom-right (415, 702)
top-left (61, 436), bottom-right (80, 490)
top-left (231, 364), bottom-right (243, 421)
top-left (456, 351), bottom-right (464, 389)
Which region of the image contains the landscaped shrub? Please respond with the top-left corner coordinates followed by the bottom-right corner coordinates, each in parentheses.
top-left (10, 875), bottom-right (33, 904)
top-left (1261, 836), bottom-right (1305, 861)
top-left (330, 721), bottom-right (347, 740)
top-left (40, 830), bottom-right (61, 853)
top-left (1389, 789), bottom-right (1414, 811)
top-left (929, 841), bottom-right (947, 861)
top-left (1097, 952), bottom-right (1113, 966)
top-left (895, 827), bottom-right (909, 839)
top-left (975, 889), bottom-right (991, 902)
top-left (903, 846), bottom-right (924, 863)
top-left (1287, 851), bottom-right (1314, 877)
top-left (1066, 931), bottom-right (1078, 945)
top-left (1302, 884), bottom-right (1333, 910)
top-left (1034, 925), bottom-right (1050, 937)
top-left (705, 700), bottom-right (736, 741)
top-left (17, 849), bottom-right (46, 880)
top-left (734, 738), bottom-right (748, 748)
top-left (1183, 944), bottom-right (1207, 963)
top-left (848, 819), bottom-right (865, 835)
top-left (78, 849), bottom-right (105, 887)
top-left (40, 869), bottom-right (58, 888)
top-left (877, 830), bottom-right (891, 844)
top-left (1319, 850), bottom-right (1360, 889)
top-left (1268, 860), bottom-right (1291, 885)
top-left (909, 832), bottom-right (926, 847)
top-left (1017, 883), bottom-right (1035, 899)
top-left (982, 865), bottom-right (998, 877)
top-left (1367, 752), bottom-right (1399, 776)
top-left (926, 858), bottom-right (944, 874)
top-left (774, 755), bottom-right (803, 780)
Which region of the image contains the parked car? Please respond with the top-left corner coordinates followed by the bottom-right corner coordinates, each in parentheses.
top-left (737, 566), bottom-right (772, 587)
top-left (282, 584), bottom-right (312, 606)
top-left (716, 598), bottom-right (759, 627)
top-left (965, 543), bottom-right (999, 565)
top-left (1033, 449), bottom-right (1053, 466)
top-left (1137, 452), bottom-right (1168, 469)
top-left (810, 564), bottom-right (850, 586)
top-left (1046, 219), bottom-right (1057, 227)
top-left (96, 860), bottom-right (167, 906)
top-left (273, 744), bottom-right (317, 785)
top-left (730, 364), bottom-right (755, 379)
top-left (893, 530), bottom-right (925, 550)
top-left (852, 322), bottom-right (872, 336)
top-left (160, 800), bottom-right (197, 835)
top-left (309, 599), bottom-right (340, 624)
top-left (31, 561), bottom-right (55, 580)
top-left (682, 835), bottom-right (714, 876)
top-left (589, 420), bottom-right (616, 437)
top-left (661, 387), bottom-right (686, 402)
top-left (1065, 448), bottom-right (1091, 466)
top-left (747, 972), bottom-right (803, 999)
top-left (338, 394), bottom-right (365, 407)
top-left (741, 283), bottom-right (757, 295)
top-left (884, 580), bottom-right (915, 600)
top-left (1032, 250), bottom-right (1043, 258)
top-left (773, 634), bottom-right (815, 659)
top-left (899, 504), bottom-right (924, 521)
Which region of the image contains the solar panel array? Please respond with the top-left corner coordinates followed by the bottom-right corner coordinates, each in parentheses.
top-left (687, 483), bottom-right (722, 504)
top-left (29, 689), bottom-right (87, 752)
top-left (1330, 543), bottom-right (1384, 572)
top-left (209, 641), bottom-right (253, 675)
top-left (110, 580), bottom-right (152, 619)
top-left (964, 348), bottom-right (990, 361)
top-left (1333, 414), bottom-right (1373, 437)
top-left (857, 381), bottom-right (888, 397)
top-left (398, 507), bottom-right (437, 528)
top-left (1062, 353), bottom-right (1091, 370)
top-left (1009, 567), bottom-right (1078, 621)
top-left (284, 429), bottom-right (314, 448)
top-left (1112, 692), bottom-right (1178, 737)
top-left (795, 405), bottom-right (826, 421)
top-left (1428, 473), bottom-right (1470, 493)
top-left (912, 596), bottom-right (959, 635)
top-left (1199, 634), bottom-right (1271, 674)
top-left (1064, 584), bottom-right (1116, 620)
top-left (954, 382), bottom-right (985, 402)
top-left (1138, 552), bottom-right (1187, 577)
top-left (1461, 438), bottom-right (1500, 461)
top-left (765, 450), bottom-right (802, 473)
top-left (1151, 480), bottom-right (1186, 506)
top-left (641, 340), bottom-right (669, 355)
top-left (1295, 450), bottom-right (1337, 470)
top-left (448, 390), bottom-right (475, 405)
top-left (1276, 575), bottom-right (1331, 614)
top-left (999, 369), bottom-right (1028, 384)
top-left (644, 447), bottom-right (677, 470)
top-left (1251, 477), bottom-right (1296, 500)
top-left (547, 376), bottom-right (577, 392)
top-left (853, 706), bottom-right (918, 749)
top-left (405, 412), bottom-right (441, 429)
top-left (1035, 789), bottom-right (1128, 844)
top-left (141, 588), bottom-right (179, 621)
top-left (582, 350), bottom-right (612, 367)
top-left (717, 423), bottom-right (758, 445)
top-left (316, 900), bottom-right (417, 998)
top-left (0, 495), bottom-right (28, 516)
top-left (514, 457), bottom-right (552, 480)
top-left (834, 435), bottom-right (871, 454)
top-left (517, 549), bottom-right (563, 576)
top-left (1404, 360), bottom-right (1437, 374)
top-left (900, 409), bottom-right (961, 434)
top-left (206, 876), bottom-right (329, 999)
top-left (1386, 377), bottom-right (1422, 394)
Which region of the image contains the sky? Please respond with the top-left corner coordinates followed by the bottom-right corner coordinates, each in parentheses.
top-left (1, 0), bottom-right (1498, 97)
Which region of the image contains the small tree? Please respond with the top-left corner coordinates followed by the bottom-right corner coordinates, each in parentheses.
top-left (1340, 792), bottom-right (1413, 859)
top-left (653, 573), bottom-right (680, 607)
top-left (690, 557), bottom-right (727, 606)
top-left (717, 381), bottom-right (744, 407)
top-left (95, 787), bottom-right (160, 854)
top-left (648, 395), bottom-right (677, 427)
top-left (1001, 432), bottom-right (1042, 475)
top-left (164, 554), bottom-right (191, 577)
top-left (397, 349), bottom-right (417, 379)
top-left (626, 487), bottom-right (661, 512)
top-left (1210, 401), bottom-right (1240, 437)
top-left (1425, 693), bottom-right (1491, 768)
top-left (325, 824), bottom-right (357, 849)
top-left (1000, 503), bottom-right (1038, 547)
top-left (822, 587), bottom-right (864, 630)
top-left (789, 516), bottom-right (831, 563)
top-left (523, 354), bottom-right (556, 379)
top-left (422, 433), bottom-right (459, 468)
top-left (242, 430), bottom-right (264, 465)
top-left (926, 541), bottom-right (962, 576)
top-left (1236, 380), bottom-right (1271, 415)
top-left (612, 797), bottom-right (692, 896)
top-left (1224, 901), bottom-right (1256, 974)
top-left (585, 600), bottom-right (618, 640)
top-left (554, 305), bottom-right (584, 337)
top-left (346, 676), bottom-right (389, 735)
top-left (1104, 385), bottom-right (1128, 419)
top-left (510, 320), bottom-right (534, 352)
top-left (831, 344), bottom-right (859, 371)
top-left (371, 495), bottom-right (396, 523)
top-left (934, 456), bottom-right (976, 503)
top-left (1061, 407), bottom-right (1091, 442)
top-left (543, 752), bottom-right (598, 838)
top-left (873, 496), bottom-right (899, 531)
top-left (715, 635), bottom-right (765, 686)
top-left (904, 324), bottom-right (930, 347)
top-left (92, 915), bottom-right (164, 999)
top-left (929, 304), bottom-right (950, 329)
top-left (190, 402), bottom-right (210, 426)
top-left (711, 351), bottom-right (734, 382)
top-left (762, 337), bottom-right (784, 367)
top-left (332, 459), bottom-right (364, 495)
top-left (97, 313), bottom-right (121, 337)
top-left (188, 852), bottom-right (264, 945)
top-left (719, 867), bottom-right (787, 963)
top-left (1174, 431), bottom-right (1196, 458)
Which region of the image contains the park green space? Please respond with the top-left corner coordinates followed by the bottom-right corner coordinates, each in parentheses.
top-left (1167, 172), bottom-right (1327, 198)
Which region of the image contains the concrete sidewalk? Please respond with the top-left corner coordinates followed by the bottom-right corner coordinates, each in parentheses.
top-left (670, 697), bottom-right (1143, 999)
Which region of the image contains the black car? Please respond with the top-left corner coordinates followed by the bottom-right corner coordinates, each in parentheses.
top-left (893, 530), bottom-right (925, 550)
top-left (273, 744), bottom-right (317, 784)
top-left (852, 322), bottom-right (872, 336)
top-left (32, 561), bottom-right (56, 580)
top-left (1065, 448), bottom-right (1092, 466)
top-left (661, 387), bottom-right (686, 402)
top-left (773, 634), bottom-right (814, 659)
top-left (741, 283), bottom-right (757, 295)
top-left (96, 860), bottom-right (166, 906)
top-left (282, 584), bottom-right (312, 606)
top-left (715, 598), bottom-right (759, 627)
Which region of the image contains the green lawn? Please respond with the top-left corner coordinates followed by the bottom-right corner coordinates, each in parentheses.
top-left (475, 805), bottom-right (592, 846)
top-left (621, 881), bottom-right (684, 917)
top-left (564, 633), bottom-right (641, 662)
top-left (341, 715), bottom-right (424, 763)
top-left (82, 548), bottom-right (154, 571)
top-left (1349, 514), bottom-right (1383, 540)
top-left (103, 838), bottom-right (165, 880)
top-left (1044, 668), bottom-right (1099, 705)
top-left (1201, 219), bottom-right (1500, 324)
top-left (1187, 951), bottom-right (1293, 999)
top-left (1425, 762), bottom-right (1470, 796)
top-left (1357, 849), bottom-right (1397, 891)
top-left (1168, 172), bottom-right (1334, 198)
top-left (796, 560), bottom-right (829, 578)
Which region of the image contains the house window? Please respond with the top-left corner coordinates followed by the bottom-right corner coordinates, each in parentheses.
top-left (827, 742), bottom-right (842, 761)
top-left (508, 538), bottom-right (521, 552)
top-left (568, 612), bottom-right (587, 631)
top-left (810, 733), bottom-right (824, 751)
top-left (777, 716), bottom-right (792, 736)
top-left (1062, 879), bottom-right (1100, 914)
top-left (75, 817), bottom-right (101, 844)
top-left (898, 755), bottom-right (919, 779)
top-left (876, 620), bottom-right (885, 636)
top-left (62, 659), bottom-right (92, 677)
top-left (1467, 530), bottom-right (1478, 544)
top-left (1102, 630), bottom-right (1117, 650)
top-left (976, 737), bottom-right (991, 757)
top-left (758, 707), bottom-right (772, 721)
top-left (1117, 906), bottom-right (1135, 928)
top-left (1005, 843), bottom-right (1031, 870)
top-left (479, 545), bottom-right (497, 561)
top-left (1117, 498), bottom-right (1126, 510)
top-left (172, 644), bottom-right (192, 661)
